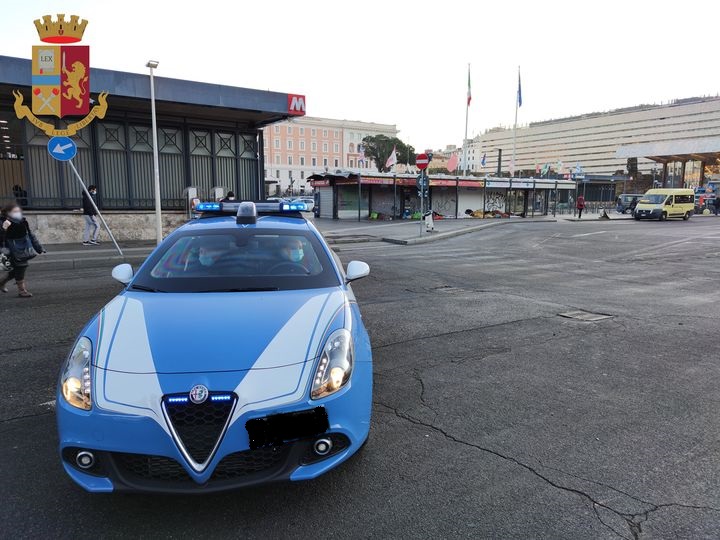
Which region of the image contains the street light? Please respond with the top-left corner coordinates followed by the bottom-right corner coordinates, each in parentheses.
top-left (146, 60), bottom-right (162, 245)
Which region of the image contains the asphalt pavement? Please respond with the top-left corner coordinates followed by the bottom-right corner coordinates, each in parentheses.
top-left (2, 218), bottom-right (720, 538)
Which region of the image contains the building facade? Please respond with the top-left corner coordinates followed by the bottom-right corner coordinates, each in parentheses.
top-left (0, 55), bottom-right (302, 211)
top-left (262, 117), bottom-right (397, 196)
top-left (460, 96), bottom-right (720, 181)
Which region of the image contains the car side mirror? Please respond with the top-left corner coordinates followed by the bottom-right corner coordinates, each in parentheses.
top-left (345, 260), bottom-right (370, 282)
top-left (111, 263), bottom-right (133, 285)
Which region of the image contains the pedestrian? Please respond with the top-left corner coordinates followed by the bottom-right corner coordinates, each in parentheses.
top-left (0, 203), bottom-right (45, 298)
top-left (220, 191), bottom-right (236, 203)
top-left (629, 196), bottom-right (638, 215)
top-left (82, 185), bottom-right (100, 246)
top-left (576, 194), bottom-right (586, 219)
top-left (714, 196), bottom-right (720, 216)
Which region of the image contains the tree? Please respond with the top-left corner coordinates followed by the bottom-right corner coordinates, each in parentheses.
top-left (361, 135), bottom-right (416, 173)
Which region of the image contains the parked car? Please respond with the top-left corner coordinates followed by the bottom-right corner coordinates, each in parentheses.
top-left (57, 200), bottom-right (372, 493)
top-left (616, 193), bottom-right (644, 214)
top-left (292, 197), bottom-right (315, 212)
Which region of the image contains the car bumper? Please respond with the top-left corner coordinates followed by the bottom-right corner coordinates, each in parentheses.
top-left (57, 362), bottom-right (372, 493)
top-left (634, 208), bottom-right (661, 219)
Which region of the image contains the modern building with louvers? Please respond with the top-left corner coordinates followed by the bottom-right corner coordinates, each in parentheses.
top-left (0, 55), bottom-right (304, 211)
top-left (461, 96), bottom-right (720, 185)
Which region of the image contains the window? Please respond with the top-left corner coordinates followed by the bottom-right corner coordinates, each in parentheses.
top-left (349, 143), bottom-right (355, 153)
top-left (276, 170), bottom-right (280, 178)
top-left (334, 158), bottom-right (339, 168)
top-left (287, 140), bottom-right (293, 150)
top-left (299, 127), bottom-right (305, 136)
top-left (333, 130), bottom-right (339, 138)
top-left (287, 126), bottom-right (292, 134)
top-left (311, 128), bottom-right (316, 136)
top-left (299, 140), bottom-right (305, 151)
top-left (288, 155), bottom-right (293, 165)
top-left (300, 171), bottom-right (305, 180)
top-left (274, 155), bottom-right (280, 164)
top-left (349, 159), bottom-right (354, 167)
top-left (274, 126), bottom-right (280, 134)
top-left (674, 194), bottom-right (694, 204)
top-left (289, 170), bottom-right (293, 180)
top-left (311, 141), bottom-right (317, 151)
top-left (300, 156), bottom-right (305, 166)
top-left (334, 143), bottom-right (339, 153)
top-left (322, 129), bottom-right (328, 138)
top-left (135, 231), bottom-right (339, 292)
top-left (274, 138), bottom-right (280, 149)
top-left (323, 142), bottom-right (328, 152)
top-left (311, 157), bottom-right (317, 166)
top-left (323, 158), bottom-right (328, 167)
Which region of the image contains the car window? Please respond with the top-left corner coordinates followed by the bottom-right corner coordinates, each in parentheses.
top-left (132, 229), bottom-right (340, 292)
top-left (640, 194), bottom-right (666, 204)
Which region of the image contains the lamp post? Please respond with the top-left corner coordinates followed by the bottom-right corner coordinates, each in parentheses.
top-left (146, 60), bottom-right (162, 246)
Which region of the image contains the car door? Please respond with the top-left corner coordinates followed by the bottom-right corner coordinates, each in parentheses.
top-left (665, 195), bottom-right (676, 216)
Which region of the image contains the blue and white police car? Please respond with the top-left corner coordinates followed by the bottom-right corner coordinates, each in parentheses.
top-left (57, 201), bottom-right (372, 492)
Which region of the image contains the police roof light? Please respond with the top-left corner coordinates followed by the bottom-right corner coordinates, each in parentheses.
top-left (195, 202), bottom-right (221, 212)
top-left (282, 202), bottom-right (308, 212)
top-left (236, 201), bottom-right (258, 224)
top-left (194, 200), bottom-right (307, 216)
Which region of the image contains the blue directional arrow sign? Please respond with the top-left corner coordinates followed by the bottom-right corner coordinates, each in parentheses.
top-left (47, 136), bottom-right (77, 162)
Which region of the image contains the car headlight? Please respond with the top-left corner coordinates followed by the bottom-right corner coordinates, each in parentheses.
top-left (311, 329), bottom-right (353, 399)
top-left (61, 337), bottom-right (92, 410)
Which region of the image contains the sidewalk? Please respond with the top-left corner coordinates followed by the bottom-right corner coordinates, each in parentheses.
top-left (34, 240), bottom-right (155, 270)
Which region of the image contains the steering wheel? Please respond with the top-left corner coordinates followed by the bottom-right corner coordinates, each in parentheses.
top-left (267, 261), bottom-right (309, 275)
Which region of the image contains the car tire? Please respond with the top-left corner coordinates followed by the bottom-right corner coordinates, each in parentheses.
top-left (683, 212), bottom-right (690, 220)
top-left (634, 215), bottom-right (641, 221)
top-left (660, 212), bottom-right (667, 221)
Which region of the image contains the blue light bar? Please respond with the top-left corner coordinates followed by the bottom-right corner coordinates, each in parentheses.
top-left (282, 202), bottom-right (308, 211)
top-left (210, 394), bottom-right (233, 402)
top-left (195, 202), bottom-right (221, 212)
top-left (167, 396), bottom-right (189, 404)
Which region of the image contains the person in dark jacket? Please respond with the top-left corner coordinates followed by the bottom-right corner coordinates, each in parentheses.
top-left (0, 203), bottom-right (44, 297)
top-left (576, 195), bottom-right (586, 219)
top-left (82, 185), bottom-right (100, 246)
top-left (220, 191), bottom-right (236, 203)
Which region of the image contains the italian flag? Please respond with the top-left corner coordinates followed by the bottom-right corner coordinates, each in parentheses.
top-left (467, 66), bottom-right (472, 107)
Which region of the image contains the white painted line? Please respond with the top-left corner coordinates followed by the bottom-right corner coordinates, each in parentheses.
top-left (571, 231), bottom-right (607, 238)
top-left (40, 400), bottom-right (56, 408)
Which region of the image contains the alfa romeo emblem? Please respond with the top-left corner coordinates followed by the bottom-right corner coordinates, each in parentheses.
top-left (189, 384), bottom-right (209, 404)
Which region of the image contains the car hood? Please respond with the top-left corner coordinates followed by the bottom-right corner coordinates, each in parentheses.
top-left (92, 288), bottom-right (348, 374)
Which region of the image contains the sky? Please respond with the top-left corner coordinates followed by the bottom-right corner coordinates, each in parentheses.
top-left (2, 0), bottom-right (718, 150)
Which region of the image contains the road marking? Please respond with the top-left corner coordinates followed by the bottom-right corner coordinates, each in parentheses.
top-left (40, 400), bottom-right (56, 408)
top-left (571, 231), bottom-right (607, 238)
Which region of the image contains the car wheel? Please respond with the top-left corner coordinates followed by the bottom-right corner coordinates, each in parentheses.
top-left (660, 212), bottom-right (667, 221)
top-left (634, 215), bottom-right (641, 221)
top-left (683, 212), bottom-right (690, 221)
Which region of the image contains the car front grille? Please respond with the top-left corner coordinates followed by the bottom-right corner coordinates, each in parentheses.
top-left (163, 393), bottom-right (236, 465)
top-left (212, 446), bottom-right (288, 480)
top-left (113, 452), bottom-right (189, 482)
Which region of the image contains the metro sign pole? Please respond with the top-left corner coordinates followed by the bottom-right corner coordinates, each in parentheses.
top-left (416, 153), bottom-right (430, 236)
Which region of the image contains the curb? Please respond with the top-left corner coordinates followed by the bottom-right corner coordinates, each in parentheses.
top-left (32, 254), bottom-right (151, 270)
top-left (382, 218), bottom-right (557, 245)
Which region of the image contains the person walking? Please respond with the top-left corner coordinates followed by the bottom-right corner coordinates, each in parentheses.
top-left (82, 185), bottom-right (100, 246)
top-left (714, 196), bottom-right (720, 216)
top-left (576, 194), bottom-right (586, 219)
top-left (0, 204), bottom-right (44, 297)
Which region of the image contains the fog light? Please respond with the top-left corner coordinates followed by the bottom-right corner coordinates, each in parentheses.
top-left (75, 450), bottom-right (95, 469)
top-left (313, 438), bottom-right (333, 456)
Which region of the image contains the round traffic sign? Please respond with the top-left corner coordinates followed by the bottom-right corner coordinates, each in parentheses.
top-left (47, 136), bottom-right (77, 162)
top-left (416, 153), bottom-right (429, 170)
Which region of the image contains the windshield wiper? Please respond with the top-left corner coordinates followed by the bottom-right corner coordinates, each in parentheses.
top-left (200, 287), bottom-right (280, 293)
top-left (129, 284), bottom-right (166, 293)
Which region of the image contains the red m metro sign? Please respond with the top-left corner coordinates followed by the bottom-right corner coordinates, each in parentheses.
top-left (287, 94), bottom-right (306, 116)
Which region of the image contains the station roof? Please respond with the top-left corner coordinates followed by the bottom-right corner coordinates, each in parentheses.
top-left (616, 137), bottom-right (720, 164)
top-left (0, 55), bottom-right (302, 128)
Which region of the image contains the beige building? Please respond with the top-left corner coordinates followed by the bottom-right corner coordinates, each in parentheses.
top-left (461, 96), bottom-right (720, 182)
top-left (262, 117), bottom-right (398, 195)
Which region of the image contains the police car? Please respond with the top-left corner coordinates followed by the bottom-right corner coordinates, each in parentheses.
top-left (57, 201), bottom-right (372, 492)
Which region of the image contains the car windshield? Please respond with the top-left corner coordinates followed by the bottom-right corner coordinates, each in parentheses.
top-left (131, 229), bottom-right (340, 293)
top-left (639, 194), bottom-right (666, 204)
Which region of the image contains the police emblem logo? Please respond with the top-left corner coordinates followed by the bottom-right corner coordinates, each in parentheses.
top-left (189, 385), bottom-right (209, 405)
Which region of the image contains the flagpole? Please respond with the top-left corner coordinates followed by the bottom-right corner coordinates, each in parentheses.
top-left (463, 63), bottom-right (470, 177)
top-left (511, 65), bottom-right (519, 178)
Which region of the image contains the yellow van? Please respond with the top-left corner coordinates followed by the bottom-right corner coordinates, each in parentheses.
top-left (634, 189), bottom-right (695, 221)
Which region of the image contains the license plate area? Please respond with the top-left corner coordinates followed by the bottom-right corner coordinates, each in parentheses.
top-left (246, 407), bottom-right (329, 450)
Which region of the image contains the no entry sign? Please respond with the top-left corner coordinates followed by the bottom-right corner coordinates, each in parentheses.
top-left (416, 153), bottom-right (429, 170)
